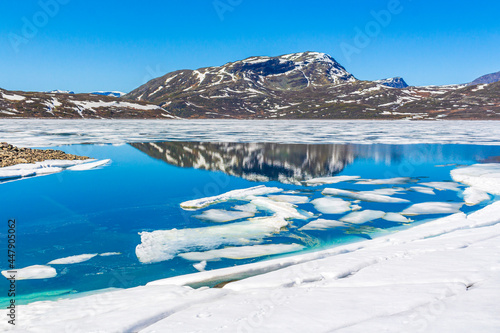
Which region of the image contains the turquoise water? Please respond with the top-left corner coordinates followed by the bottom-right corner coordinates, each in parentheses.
top-left (1, 143), bottom-right (499, 306)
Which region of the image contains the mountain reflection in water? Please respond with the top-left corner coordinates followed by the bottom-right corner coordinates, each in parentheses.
top-left (130, 142), bottom-right (419, 183)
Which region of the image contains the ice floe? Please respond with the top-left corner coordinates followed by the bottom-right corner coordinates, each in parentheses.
top-left (179, 244), bottom-right (305, 261)
top-left (66, 159), bottom-right (111, 170)
top-left (267, 195), bottom-right (309, 204)
top-left (305, 175), bottom-right (360, 185)
top-left (310, 197), bottom-right (351, 214)
top-left (401, 202), bottom-right (464, 215)
top-left (194, 209), bottom-right (255, 222)
top-left (135, 215), bottom-right (288, 263)
top-left (451, 163), bottom-right (500, 195)
top-left (322, 188), bottom-right (409, 203)
top-left (410, 186), bottom-right (436, 195)
top-left (232, 203), bottom-right (258, 213)
top-left (180, 185), bottom-right (282, 210)
top-left (0, 159), bottom-right (111, 182)
top-left (420, 181), bottom-right (462, 191)
top-left (1, 265), bottom-right (57, 280)
top-left (356, 177), bottom-right (411, 185)
top-left (299, 219), bottom-right (348, 230)
top-left (193, 261), bottom-right (207, 272)
top-left (48, 253), bottom-right (98, 265)
top-left (462, 187), bottom-right (491, 206)
top-left (250, 197), bottom-right (312, 219)
top-left (382, 212), bottom-right (413, 223)
top-left (99, 252), bottom-right (121, 257)
top-left (340, 210), bottom-right (386, 224)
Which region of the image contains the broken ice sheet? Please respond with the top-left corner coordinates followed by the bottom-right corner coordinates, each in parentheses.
top-left (135, 215), bottom-right (289, 263)
top-left (311, 197), bottom-right (351, 215)
top-left (356, 177), bottom-right (411, 185)
top-left (401, 202), bottom-right (463, 216)
top-left (322, 188), bottom-right (409, 203)
top-left (299, 219), bottom-right (349, 231)
top-left (194, 209), bottom-right (255, 223)
top-left (305, 175), bottom-right (360, 186)
top-left (267, 195), bottom-right (310, 204)
top-left (179, 244), bottom-right (305, 261)
top-left (180, 185), bottom-right (282, 210)
top-left (340, 210), bottom-right (386, 224)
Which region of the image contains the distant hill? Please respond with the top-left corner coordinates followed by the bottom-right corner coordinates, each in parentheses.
top-left (469, 71), bottom-right (500, 85)
top-left (375, 77), bottom-right (409, 88)
top-left (0, 89), bottom-right (176, 119)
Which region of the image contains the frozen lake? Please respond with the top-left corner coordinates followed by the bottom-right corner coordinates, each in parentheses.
top-left (1, 119), bottom-right (499, 147)
top-left (1, 140), bottom-right (499, 306)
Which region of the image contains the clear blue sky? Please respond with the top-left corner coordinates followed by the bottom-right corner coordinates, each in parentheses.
top-left (1, 0), bottom-right (499, 93)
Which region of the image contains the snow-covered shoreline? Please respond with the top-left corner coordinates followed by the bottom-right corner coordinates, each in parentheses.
top-left (1, 164), bottom-right (499, 332)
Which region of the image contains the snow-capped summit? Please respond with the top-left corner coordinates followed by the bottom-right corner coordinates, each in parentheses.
top-left (90, 91), bottom-right (126, 98)
top-left (47, 90), bottom-right (75, 94)
top-left (375, 77), bottom-right (409, 88)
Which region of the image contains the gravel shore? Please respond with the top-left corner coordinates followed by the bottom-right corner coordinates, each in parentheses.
top-left (0, 142), bottom-right (89, 168)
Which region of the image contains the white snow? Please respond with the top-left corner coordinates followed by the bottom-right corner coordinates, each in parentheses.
top-left (193, 209), bottom-right (255, 223)
top-left (323, 188), bottom-right (409, 203)
top-left (70, 100), bottom-right (162, 111)
top-left (305, 175), bottom-right (360, 185)
top-left (180, 185), bottom-right (282, 210)
top-left (451, 163), bottom-right (500, 195)
top-left (48, 254), bottom-right (98, 265)
top-left (340, 210), bottom-right (386, 224)
top-left (1, 265), bottom-right (56, 280)
top-left (179, 244), bottom-right (305, 261)
top-left (1, 92), bottom-right (26, 101)
top-left (402, 202), bottom-right (464, 215)
top-left (311, 197), bottom-right (351, 214)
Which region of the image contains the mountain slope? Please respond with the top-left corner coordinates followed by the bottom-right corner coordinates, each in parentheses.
top-left (0, 89), bottom-right (175, 118)
top-left (2, 52), bottom-right (499, 120)
top-left (469, 71), bottom-right (500, 85)
top-left (125, 52), bottom-right (500, 120)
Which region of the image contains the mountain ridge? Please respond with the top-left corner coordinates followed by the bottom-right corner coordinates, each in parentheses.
top-left (1, 51), bottom-right (499, 120)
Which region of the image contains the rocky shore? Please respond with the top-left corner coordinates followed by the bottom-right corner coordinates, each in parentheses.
top-left (0, 142), bottom-right (89, 168)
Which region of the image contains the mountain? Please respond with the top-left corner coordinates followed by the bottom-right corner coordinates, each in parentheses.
top-left (124, 51), bottom-right (499, 120)
top-left (469, 71), bottom-right (500, 85)
top-left (1, 51), bottom-right (499, 119)
top-left (375, 77), bottom-right (408, 88)
top-left (0, 88), bottom-right (176, 118)
top-left (90, 91), bottom-right (126, 98)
